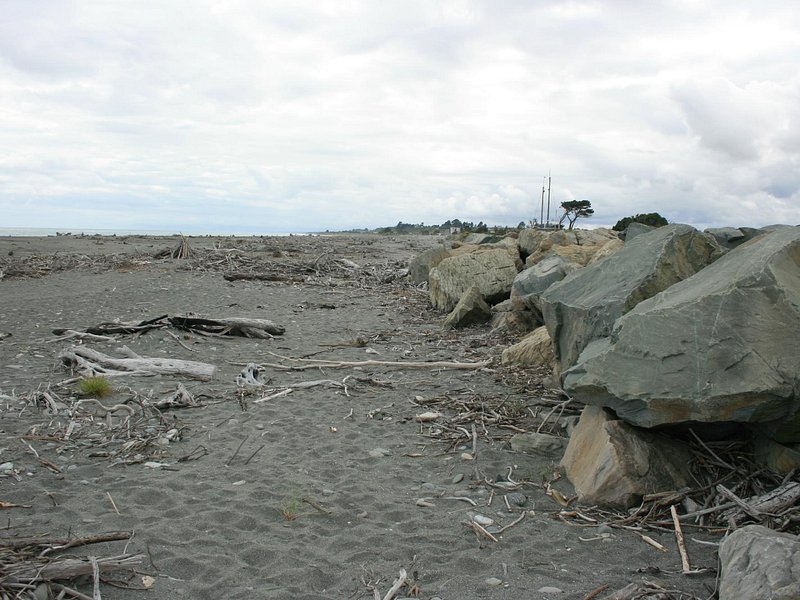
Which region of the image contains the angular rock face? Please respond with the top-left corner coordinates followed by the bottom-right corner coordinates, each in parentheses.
top-left (563, 226), bottom-right (800, 434)
top-left (622, 222), bottom-right (654, 241)
top-left (510, 255), bottom-right (578, 315)
top-left (442, 285), bottom-right (492, 329)
top-left (429, 248), bottom-right (519, 312)
top-left (408, 246), bottom-right (450, 285)
top-left (560, 406), bottom-right (692, 508)
top-left (718, 525), bottom-right (800, 600)
top-left (501, 326), bottom-right (554, 368)
top-left (525, 228), bottom-right (619, 267)
top-left (541, 224), bottom-right (723, 374)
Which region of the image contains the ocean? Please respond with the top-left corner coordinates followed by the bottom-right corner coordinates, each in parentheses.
top-left (0, 227), bottom-right (304, 237)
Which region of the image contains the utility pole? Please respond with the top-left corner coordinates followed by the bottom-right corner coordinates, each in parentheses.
top-left (546, 172), bottom-right (552, 227)
top-left (540, 177), bottom-right (546, 227)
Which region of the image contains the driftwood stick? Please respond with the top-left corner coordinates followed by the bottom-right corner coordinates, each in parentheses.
top-left (261, 352), bottom-right (490, 371)
top-left (496, 511), bottom-right (527, 534)
top-left (381, 569), bottom-right (407, 600)
top-left (717, 484), bottom-right (762, 520)
top-left (670, 505), bottom-right (691, 573)
top-left (2, 531), bottom-right (133, 552)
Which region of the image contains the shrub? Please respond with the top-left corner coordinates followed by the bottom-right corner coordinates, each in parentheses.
top-left (613, 212), bottom-right (668, 232)
top-left (78, 376), bottom-right (113, 398)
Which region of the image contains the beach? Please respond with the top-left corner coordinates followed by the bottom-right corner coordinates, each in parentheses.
top-left (0, 233), bottom-right (720, 599)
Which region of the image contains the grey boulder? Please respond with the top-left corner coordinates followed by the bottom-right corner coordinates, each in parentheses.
top-left (429, 248), bottom-right (519, 312)
top-left (564, 226), bottom-right (800, 434)
top-left (541, 224), bottom-right (723, 373)
top-left (442, 285), bottom-right (492, 329)
top-left (719, 525), bottom-right (800, 600)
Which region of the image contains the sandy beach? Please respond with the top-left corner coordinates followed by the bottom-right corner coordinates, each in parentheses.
top-left (0, 233), bottom-right (720, 599)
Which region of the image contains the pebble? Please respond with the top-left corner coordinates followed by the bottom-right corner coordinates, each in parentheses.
top-left (485, 577), bottom-right (503, 586)
top-left (451, 473), bottom-right (464, 484)
top-left (505, 492), bottom-right (527, 507)
top-left (460, 452), bottom-right (474, 460)
top-left (0, 462), bottom-right (14, 472)
top-left (416, 499), bottom-right (435, 508)
top-left (537, 586), bottom-right (563, 594)
top-left (421, 482), bottom-right (437, 491)
top-left (597, 524), bottom-right (614, 535)
top-left (368, 448), bottom-right (391, 458)
top-left (472, 514), bottom-right (494, 526)
top-left (255, 424), bottom-right (264, 430)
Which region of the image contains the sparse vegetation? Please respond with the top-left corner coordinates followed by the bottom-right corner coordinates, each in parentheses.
top-left (612, 212), bottom-right (668, 231)
top-left (280, 493), bottom-right (302, 521)
top-left (77, 375), bottom-right (113, 398)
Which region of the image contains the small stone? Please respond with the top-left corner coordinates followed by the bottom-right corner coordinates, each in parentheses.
top-left (485, 577), bottom-right (503, 586)
top-left (255, 424), bottom-right (264, 430)
top-left (472, 514), bottom-right (494, 526)
top-left (537, 586), bottom-right (563, 594)
top-left (451, 473), bottom-right (464, 484)
top-left (368, 448), bottom-right (391, 458)
top-left (505, 492), bottom-right (527, 507)
top-left (357, 511), bottom-right (368, 518)
top-left (421, 482), bottom-right (436, 491)
top-left (461, 452), bottom-right (474, 460)
top-left (416, 498), bottom-right (435, 507)
top-left (596, 524), bottom-right (614, 535)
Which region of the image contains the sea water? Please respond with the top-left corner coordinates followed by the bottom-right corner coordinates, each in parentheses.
top-left (0, 227), bottom-right (305, 237)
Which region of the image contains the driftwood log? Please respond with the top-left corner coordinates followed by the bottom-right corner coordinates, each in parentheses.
top-left (59, 346), bottom-right (216, 380)
top-left (169, 315), bottom-right (285, 338)
top-left (53, 314), bottom-right (285, 339)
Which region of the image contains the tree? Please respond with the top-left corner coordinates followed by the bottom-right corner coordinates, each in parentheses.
top-left (612, 212), bottom-right (668, 232)
top-left (558, 200), bottom-right (594, 230)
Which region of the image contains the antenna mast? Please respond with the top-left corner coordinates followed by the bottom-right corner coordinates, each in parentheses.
top-left (546, 172), bottom-right (552, 227)
top-left (540, 177), bottom-right (546, 226)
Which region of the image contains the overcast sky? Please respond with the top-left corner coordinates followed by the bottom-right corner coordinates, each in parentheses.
top-left (1, 1), bottom-right (799, 233)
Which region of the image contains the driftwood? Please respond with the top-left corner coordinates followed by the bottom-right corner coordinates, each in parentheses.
top-left (152, 383), bottom-right (200, 409)
top-left (169, 315), bottom-right (285, 338)
top-left (7, 553), bottom-right (143, 582)
top-left (59, 345), bottom-right (216, 380)
top-left (261, 352), bottom-right (490, 371)
top-left (720, 480), bottom-right (800, 525)
top-left (53, 313), bottom-right (285, 340)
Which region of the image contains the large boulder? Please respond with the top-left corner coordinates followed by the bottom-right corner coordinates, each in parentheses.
top-left (490, 300), bottom-right (538, 334)
top-left (541, 224), bottom-right (723, 374)
top-left (442, 285), bottom-right (492, 329)
top-left (563, 226), bottom-right (800, 435)
top-left (718, 525), bottom-right (800, 600)
top-left (560, 405), bottom-right (692, 508)
top-left (510, 255), bottom-right (578, 314)
top-left (525, 228), bottom-right (619, 267)
top-left (408, 246), bottom-right (451, 285)
top-left (429, 248), bottom-right (519, 312)
top-left (501, 326), bottom-right (554, 368)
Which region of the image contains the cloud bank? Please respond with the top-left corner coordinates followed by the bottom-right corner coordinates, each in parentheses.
top-left (1, 0), bottom-right (798, 232)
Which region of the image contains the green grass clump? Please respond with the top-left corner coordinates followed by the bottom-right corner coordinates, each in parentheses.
top-left (78, 376), bottom-right (113, 398)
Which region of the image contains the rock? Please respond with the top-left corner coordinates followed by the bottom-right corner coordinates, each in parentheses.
top-left (368, 448), bottom-right (391, 458)
top-left (429, 248), bottom-right (519, 312)
top-left (442, 285), bottom-right (492, 329)
top-left (541, 223), bottom-right (723, 374)
top-left (753, 435), bottom-right (800, 474)
top-left (510, 431), bottom-right (567, 456)
top-left (623, 222), bottom-right (655, 240)
top-left (472, 514), bottom-right (494, 526)
top-left (501, 326), bottom-right (554, 368)
top-left (462, 233), bottom-right (501, 245)
top-left (490, 300), bottom-right (538, 334)
top-left (587, 238), bottom-right (624, 264)
top-left (408, 246), bottom-right (451, 285)
top-left (563, 226), bottom-right (800, 433)
top-left (537, 587), bottom-right (563, 594)
top-left (511, 255), bottom-right (577, 315)
top-left (505, 492), bottom-right (527, 507)
top-left (485, 577), bottom-right (503, 586)
top-left (560, 406), bottom-right (692, 508)
top-left (525, 228), bottom-right (619, 267)
top-left (718, 524), bottom-right (800, 600)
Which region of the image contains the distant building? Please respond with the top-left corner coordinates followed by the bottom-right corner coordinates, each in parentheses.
top-left (450, 226), bottom-right (461, 234)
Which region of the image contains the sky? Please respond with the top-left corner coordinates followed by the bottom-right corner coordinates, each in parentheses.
top-left (1, 1), bottom-right (799, 233)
